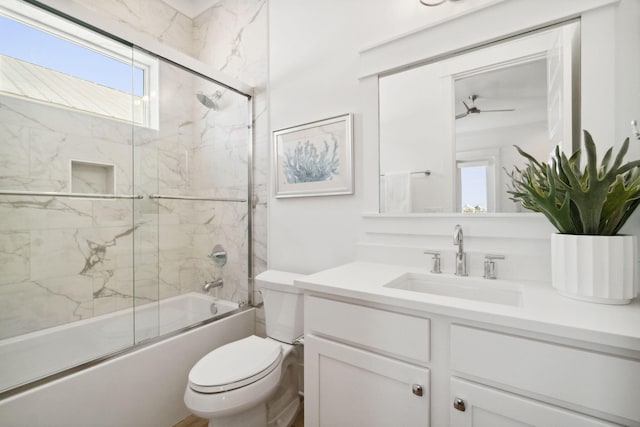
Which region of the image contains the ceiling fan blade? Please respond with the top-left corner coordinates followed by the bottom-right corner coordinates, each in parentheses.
top-left (480, 108), bottom-right (516, 113)
top-left (455, 112), bottom-right (468, 119)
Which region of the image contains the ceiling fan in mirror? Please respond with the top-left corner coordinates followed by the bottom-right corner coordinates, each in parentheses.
top-left (455, 94), bottom-right (515, 119)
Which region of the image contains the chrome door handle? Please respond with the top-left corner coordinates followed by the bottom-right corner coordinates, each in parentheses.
top-left (453, 397), bottom-right (466, 412)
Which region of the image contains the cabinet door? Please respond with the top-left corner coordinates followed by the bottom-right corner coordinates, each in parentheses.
top-left (450, 378), bottom-right (618, 427)
top-left (305, 334), bottom-right (430, 427)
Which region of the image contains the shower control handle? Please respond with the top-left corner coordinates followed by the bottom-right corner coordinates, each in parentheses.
top-left (209, 244), bottom-right (227, 266)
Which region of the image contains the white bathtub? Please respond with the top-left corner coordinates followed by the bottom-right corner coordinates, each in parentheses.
top-left (0, 293), bottom-right (255, 427)
top-left (0, 292), bottom-right (240, 394)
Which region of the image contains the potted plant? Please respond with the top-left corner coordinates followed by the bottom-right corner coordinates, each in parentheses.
top-left (508, 130), bottom-right (640, 304)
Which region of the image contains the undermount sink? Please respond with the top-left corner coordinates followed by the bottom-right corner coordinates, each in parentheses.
top-left (384, 273), bottom-right (523, 307)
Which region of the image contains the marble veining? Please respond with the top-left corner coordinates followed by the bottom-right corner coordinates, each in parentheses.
top-left (77, 225), bottom-right (139, 275)
top-left (78, 0), bottom-right (194, 55)
top-left (0, 0), bottom-right (265, 341)
top-left (193, 0), bottom-right (269, 297)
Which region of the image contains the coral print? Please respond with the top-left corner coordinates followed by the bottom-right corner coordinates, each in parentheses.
top-left (273, 114), bottom-right (353, 198)
top-left (283, 138), bottom-right (340, 184)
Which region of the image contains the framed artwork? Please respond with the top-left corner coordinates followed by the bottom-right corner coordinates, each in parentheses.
top-left (273, 113), bottom-right (353, 198)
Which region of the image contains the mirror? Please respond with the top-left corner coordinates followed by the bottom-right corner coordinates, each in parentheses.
top-left (379, 21), bottom-right (580, 214)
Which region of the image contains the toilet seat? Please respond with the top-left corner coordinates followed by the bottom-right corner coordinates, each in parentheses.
top-left (188, 335), bottom-right (283, 394)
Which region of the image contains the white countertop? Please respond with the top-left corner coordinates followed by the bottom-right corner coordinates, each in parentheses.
top-left (295, 261), bottom-right (640, 352)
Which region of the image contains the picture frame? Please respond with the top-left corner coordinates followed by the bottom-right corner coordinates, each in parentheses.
top-left (273, 113), bottom-right (353, 198)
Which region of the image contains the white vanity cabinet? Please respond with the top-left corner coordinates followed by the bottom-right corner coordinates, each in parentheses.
top-left (449, 324), bottom-right (640, 426)
top-left (449, 378), bottom-right (618, 427)
top-left (302, 291), bottom-right (640, 427)
top-left (303, 295), bottom-right (431, 427)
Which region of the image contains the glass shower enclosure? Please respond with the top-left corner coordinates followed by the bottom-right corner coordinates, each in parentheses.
top-left (0, 0), bottom-right (252, 394)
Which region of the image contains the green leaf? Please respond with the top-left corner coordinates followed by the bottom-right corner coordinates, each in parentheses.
top-left (506, 130), bottom-right (640, 235)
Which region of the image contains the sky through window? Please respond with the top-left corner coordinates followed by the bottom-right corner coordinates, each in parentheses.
top-left (0, 15), bottom-right (143, 96)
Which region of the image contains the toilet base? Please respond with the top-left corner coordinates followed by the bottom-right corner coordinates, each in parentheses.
top-left (205, 396), bottom-right (299, 427)
top-left (206, 402), bottom-right (265, 427)
top-left (269, 395), bottom-right (300, 427)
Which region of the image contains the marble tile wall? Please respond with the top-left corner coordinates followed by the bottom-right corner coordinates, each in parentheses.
top-left (74, 0), bottom-right (194, 56)
top-left (137, 63), bottom-right (250, 310)
top-left (0, 95), bottom-right (138, 339)
top-left (78, 0), bottom-right (268, 306)
top-left (0, 0), bottom-right (262, 340)
top-left (193, 0), bottom-right (269, 313)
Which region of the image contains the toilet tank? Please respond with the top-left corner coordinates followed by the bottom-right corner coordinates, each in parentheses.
top-left (256, 270), bottom-right (304, 344)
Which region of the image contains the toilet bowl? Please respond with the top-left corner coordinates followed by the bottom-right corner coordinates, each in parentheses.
top-left (184, 271), bottom-right (304, 427)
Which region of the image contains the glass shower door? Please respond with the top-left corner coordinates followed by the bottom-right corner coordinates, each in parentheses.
top-left (132, 48), bottom-right (251, 344)
top-left (0, 0), bottom-right (252, 395)
top-left (0, 0), bottom-right (138, 392)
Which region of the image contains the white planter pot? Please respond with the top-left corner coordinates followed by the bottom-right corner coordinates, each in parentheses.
top-left (551, 234), bottom-right (638, 304)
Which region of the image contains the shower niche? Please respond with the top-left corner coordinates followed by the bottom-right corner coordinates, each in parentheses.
top-left (70, 160), bottom-right (116, 195)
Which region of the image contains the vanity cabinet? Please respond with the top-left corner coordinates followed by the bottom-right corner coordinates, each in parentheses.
top-left (449, 324), bottom-right (640, 425)
top-left (449, 378), bottom-right (617, 427)
top-left (303, 293), bottom-right (640, 426)
top-left (305, 335), bottom-right (430, 426)
top-left (304, 295), bottom-right (431, 427)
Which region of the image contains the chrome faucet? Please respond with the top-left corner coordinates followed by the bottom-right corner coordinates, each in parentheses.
top-left (453, 224), bottom-right (467, 276)
top-left (203, 278), bottom-right (223, 292)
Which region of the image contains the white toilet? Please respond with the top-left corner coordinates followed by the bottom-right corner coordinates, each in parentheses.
top-left (184, 270), bottom-right (304, 427)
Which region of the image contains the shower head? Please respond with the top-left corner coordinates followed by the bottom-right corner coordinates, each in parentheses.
top-left (196, 91), bottom-right (222, 110)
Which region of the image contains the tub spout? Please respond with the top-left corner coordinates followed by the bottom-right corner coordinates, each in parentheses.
top-left (203, 278), bottom-right (223, 293)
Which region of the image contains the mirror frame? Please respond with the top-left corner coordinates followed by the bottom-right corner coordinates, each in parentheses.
top-left (359, 0), bottom-right (622, 223)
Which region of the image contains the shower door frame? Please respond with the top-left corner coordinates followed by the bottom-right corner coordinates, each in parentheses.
top-left (0, 0), bottom-right (256, 399)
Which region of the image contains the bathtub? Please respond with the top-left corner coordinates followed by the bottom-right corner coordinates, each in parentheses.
top-left (0, 292), bottom-right (255, 427)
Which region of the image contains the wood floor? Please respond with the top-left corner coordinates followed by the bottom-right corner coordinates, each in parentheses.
top-left (173, 405), bottom-right (304, 427)
top-left (173, 415), bottom-right (208, 427)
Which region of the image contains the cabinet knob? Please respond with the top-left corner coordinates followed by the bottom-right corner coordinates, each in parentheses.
top-left (453, 398), bottom-right (466, 412)
top-left (412, 384), bottom-right (424, 397)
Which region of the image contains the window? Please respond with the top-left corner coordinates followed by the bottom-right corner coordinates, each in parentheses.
top-left (456, 149), bottom-right (498, 213)
top-left (0, 0), bottom-right (157, 127)
top-left (458, 162), bottom-right (489, 213)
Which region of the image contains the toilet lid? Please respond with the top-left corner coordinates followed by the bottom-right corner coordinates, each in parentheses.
top-left (188, 335), bottom-right (283, 393)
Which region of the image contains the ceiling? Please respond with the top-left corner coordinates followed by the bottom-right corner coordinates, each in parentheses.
top-left (454, 58), bottom-right (548, 134)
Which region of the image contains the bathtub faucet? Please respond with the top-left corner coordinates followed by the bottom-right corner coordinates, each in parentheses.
top-left (203, 278), bottom-right (223, 293)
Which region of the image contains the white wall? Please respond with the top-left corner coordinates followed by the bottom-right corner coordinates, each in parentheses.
top-left (267, 0), bottom-right (496, 274)
top-left (269, 0), bottom-right (640, 280)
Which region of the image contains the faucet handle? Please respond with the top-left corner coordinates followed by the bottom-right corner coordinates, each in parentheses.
top-left (483, 254), bottom-right (505, 279)
top-left (423, 250), bottom-right (442, 274)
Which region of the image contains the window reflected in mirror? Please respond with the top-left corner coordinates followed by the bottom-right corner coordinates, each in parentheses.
top-left (458, 162), bottom-right (490, 213)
